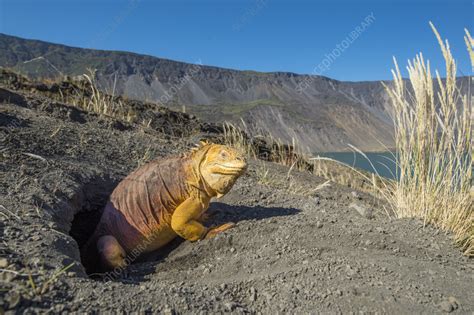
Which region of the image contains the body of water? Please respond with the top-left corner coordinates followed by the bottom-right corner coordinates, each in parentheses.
top-left (315, 151), bottom-right (397, 179)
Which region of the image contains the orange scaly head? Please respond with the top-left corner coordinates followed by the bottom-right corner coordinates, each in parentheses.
top-left (198, 143), bottom-right (247, 198)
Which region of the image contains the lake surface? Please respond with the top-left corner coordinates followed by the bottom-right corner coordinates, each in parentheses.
top-left (314, 151), bottom-right (397, 179)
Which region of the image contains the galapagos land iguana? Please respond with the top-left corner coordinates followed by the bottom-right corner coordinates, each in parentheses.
top-left (81, 142), bottom-right (247, 272)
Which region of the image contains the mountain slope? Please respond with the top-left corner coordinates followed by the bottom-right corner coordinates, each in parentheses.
top-left (0, 33), bottom-right (395, 152)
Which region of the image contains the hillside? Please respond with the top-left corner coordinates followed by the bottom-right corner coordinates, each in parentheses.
top-left (0, 33), bottom-right (395, 152)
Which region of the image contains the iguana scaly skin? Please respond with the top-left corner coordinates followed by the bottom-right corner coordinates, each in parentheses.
top-left (82, 143), bottom-right (247, 272)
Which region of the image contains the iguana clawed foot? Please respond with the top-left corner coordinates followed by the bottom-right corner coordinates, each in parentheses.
top-left (205, 222), bottom-right (235, 239)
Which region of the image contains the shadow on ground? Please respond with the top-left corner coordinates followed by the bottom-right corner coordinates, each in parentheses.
top-left (99, 203), bottom-right (301, 283)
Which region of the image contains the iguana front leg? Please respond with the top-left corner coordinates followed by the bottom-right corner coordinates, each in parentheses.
top-left (171, 197), bottom-right (209, 241)
top-left (171, 197), bottom-right (235, 241)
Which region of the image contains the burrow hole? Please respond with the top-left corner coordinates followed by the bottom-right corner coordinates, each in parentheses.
top-left (69, 176), bottom-right (118, 276)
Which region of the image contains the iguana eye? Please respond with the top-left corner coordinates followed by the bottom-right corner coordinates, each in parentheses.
top-left (220, 151), bottom-right (228, 158)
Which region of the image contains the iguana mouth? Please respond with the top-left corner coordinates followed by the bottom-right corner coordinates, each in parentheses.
top-left (214, 163), bottom-right (247, 175)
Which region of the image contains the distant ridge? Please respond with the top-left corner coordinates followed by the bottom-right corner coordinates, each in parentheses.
top-left (0, 33), bottom-right (401, 152)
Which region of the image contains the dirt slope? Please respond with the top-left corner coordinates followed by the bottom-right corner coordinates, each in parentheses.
top-left (0, 87), bottom-right (473, 314)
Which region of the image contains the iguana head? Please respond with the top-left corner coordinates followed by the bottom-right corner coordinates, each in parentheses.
top-left (197, 143), bottom-right (247, 198)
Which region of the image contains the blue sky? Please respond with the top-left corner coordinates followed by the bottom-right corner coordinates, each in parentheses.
top-left (0, 0), bottom-right (472, 81)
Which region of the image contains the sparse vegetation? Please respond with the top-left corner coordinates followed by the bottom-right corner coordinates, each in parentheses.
top-left (223, 121), bottom-right (330, 196)
top-left (137, 146), bottom-right (154, 167)
top-left (61, 69), bottom-right (134, 121)
top-left (254, 160), bottom-right (331, 197)
top-left (222, 121), bottom-right (306, 168)
top-left (81, 70), bottom-right (122, 116)
top-left (254, 160), bottom-right (272, 185)
top-left (15, 262), bottom-right (76, 297)
top-left (311, 152), bottom-right (390, 200)
top-left (383, 24), bottom-right (473, 256)
top-left (223, 121), bottom-right (257, 158)
top-left (222, 120), bottom-right (387, 195)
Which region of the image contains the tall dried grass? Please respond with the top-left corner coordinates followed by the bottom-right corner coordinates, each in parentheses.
top-left (222, 120), bottom-right (307, 169)
top-left (79, 69), bottom-right (127, 118)
top-left (383, 23), bottom-right (473, 256)
top-left (59, 69), bottom-right (137, 122)
top-left (222, 120), bottom-right (257, 158)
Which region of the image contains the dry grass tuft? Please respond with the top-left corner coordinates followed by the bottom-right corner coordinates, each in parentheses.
top-left (254, 160), bottom-right (331, 197)
top-left (14, 262), bottom-right (76, 297)
top-left (77, 69), bottom-right (126, 118)
top-left (383, 23), bottom-right (473, 256)
top-left (222, 121), bottom-right (308, 169)
top-left (223, 121), bottom-right (257, 158)
top-left (59, 69), bottom-right (137, 122)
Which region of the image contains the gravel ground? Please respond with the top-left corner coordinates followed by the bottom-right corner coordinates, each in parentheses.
top-left (0, 87), bottom-right (473, 314)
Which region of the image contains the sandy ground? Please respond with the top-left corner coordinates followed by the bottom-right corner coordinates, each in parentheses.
top-left (0, 86), bottom-right (473, 314)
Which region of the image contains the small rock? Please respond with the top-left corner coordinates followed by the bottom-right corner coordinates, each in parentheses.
top-left (448, 296), bottom-right (459, 309)
top-left (262, 291), bottom-right (274, 302)
top-left (162, 305), bottom-right (175, 315)
top-left (0, 271), bottom-right (15, 282)
top-left (54, 304), bottom-right (65, 313)
top-left (349, 202), bottom-right (373, 219)
top-left (230, 247), bottom-right (236, 253)
top-left (438, 297), bottom-right (459, 313)
top-left (224, 302), bottom-right (237, 312)
top-left (351, 191), bottom-right (361, 199)
top-left (316, 221), bottom-right (323, 228)
top-left (7, 292), bottom-right (21, 309)
top-left (439, 300), bottom-right (454, 313)
top-left (346, 265), bottom-right (359, 276)
top-left (0, 258), bottom-right (8, 268)
top-left (375, 227), bottom-right (386, 233)
top-left (249, 287), bottom-right (257, 301)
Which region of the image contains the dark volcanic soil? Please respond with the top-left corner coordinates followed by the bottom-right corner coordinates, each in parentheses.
top-left (0, 86), bottom-right (473, 314)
